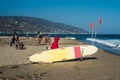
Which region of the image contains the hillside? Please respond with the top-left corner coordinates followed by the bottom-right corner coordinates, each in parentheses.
top-left (0, 16), bottom-right (88, 34)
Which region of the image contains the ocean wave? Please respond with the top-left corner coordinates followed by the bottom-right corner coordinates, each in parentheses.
top-left (86, 38), bottom-right (120, 48)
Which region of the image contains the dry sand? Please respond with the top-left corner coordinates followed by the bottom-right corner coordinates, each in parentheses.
top-left (0, 36), bottom-right (120, 80)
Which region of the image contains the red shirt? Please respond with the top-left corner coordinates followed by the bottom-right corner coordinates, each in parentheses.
top-left (51, 36), bottom-right (59, 49)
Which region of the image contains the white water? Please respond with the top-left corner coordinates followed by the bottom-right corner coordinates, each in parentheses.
top-left (86, 38), bottom-right (120, 49)
top-left (66, 37), bottom-right (76, 40)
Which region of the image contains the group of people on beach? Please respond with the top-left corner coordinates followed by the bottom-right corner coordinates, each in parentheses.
top-left (37, 31), bottom-right (59, 49)
top-left (10, 32), bottom-right (24, 49)
top-left (10, 31), bottom-right (59, 50)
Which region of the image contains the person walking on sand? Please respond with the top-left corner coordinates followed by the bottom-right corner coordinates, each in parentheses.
top-left (51, 36), bottom-right (59, 49)
top-left (37, 31), bottom-right (43, 45)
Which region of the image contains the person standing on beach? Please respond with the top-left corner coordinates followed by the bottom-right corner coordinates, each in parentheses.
top-left (13, 32), bottom-right (20, 49)
top-left (12, 32), bottom-right (25, 49)
top-left (45, 34), bottom-right (51, 44)
top-left (10, 32), bottom-right (18, 47)
top-left (37, 31), bottom-right (43, 45)
top-left (45, 34), bottom-right (51, 50)
top-left (51, 36), bottom-right (59, 49)
top-left (9, 37), bottom-right (14, 46)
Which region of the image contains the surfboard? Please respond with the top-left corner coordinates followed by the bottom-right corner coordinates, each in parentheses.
top-left (29, 45), bottom-right (98, 63)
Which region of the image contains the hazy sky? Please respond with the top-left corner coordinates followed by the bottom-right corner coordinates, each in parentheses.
top-left (0, 0), bottom-right (120, 34)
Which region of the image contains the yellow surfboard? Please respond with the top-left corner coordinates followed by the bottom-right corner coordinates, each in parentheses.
top-left (29, 45), bottom-right (98, 63)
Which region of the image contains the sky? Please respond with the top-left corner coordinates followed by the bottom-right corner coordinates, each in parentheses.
top-left (0, 0), bottom-right (120, 34)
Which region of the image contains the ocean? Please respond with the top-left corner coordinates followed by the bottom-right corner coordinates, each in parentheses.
top-left (0, 33), bottom-right (120, 56)
top-left (73, 34), bottom-right (120, 56)
top-left (77, 34), bottom-right (120, 56)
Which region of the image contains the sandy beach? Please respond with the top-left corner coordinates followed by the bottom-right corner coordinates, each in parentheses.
top-left (0, 36), bottom-right (120, 80)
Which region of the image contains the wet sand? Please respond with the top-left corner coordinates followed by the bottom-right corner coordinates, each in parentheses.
top-left (0, 36), bottom-right (120, 80)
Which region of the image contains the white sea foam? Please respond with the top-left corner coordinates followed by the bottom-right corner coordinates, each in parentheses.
top-left (86, 38), bottom-right (120, 48)
top-left (66, 37), bottom-right (76, 40)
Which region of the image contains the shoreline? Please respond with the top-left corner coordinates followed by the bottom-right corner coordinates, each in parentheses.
top-left (0, 37), bottom-right (120, 80)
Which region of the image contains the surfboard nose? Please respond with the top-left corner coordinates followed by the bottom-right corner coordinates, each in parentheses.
top-left (82, 45), bottom-right (98, 56)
